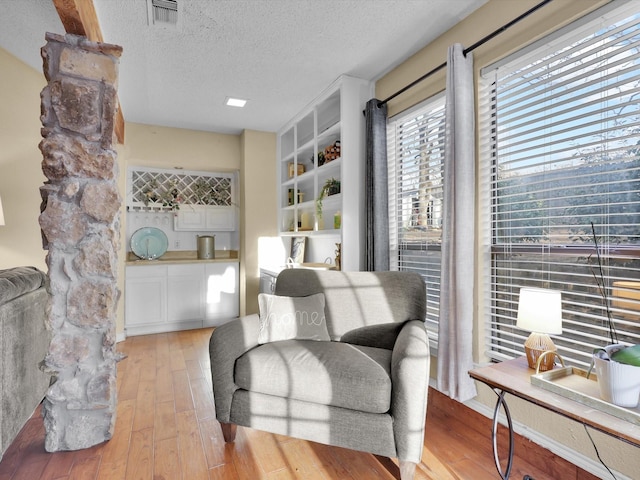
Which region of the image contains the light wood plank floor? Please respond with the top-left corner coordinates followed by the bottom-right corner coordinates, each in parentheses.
top-left (0, 328), bottom-right (590, 480)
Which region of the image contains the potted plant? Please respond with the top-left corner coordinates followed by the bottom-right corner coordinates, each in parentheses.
top-left (588, 223), bottom-right (640, 407)
top-left (315, 178), bottom-right (340, 221)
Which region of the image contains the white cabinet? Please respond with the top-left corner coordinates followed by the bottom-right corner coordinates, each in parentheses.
top-left (277, 75), bottom-right (371, 270)
top-left (204, 263), bottom-right (239, 325)
top-left (125, 262), bottom-right (239, 336)
top-left (125, 265), bottom-right (167, 328)
top-left (173, 205), bottom-right (236, 231)
top-left (167, 264), bottom-right (205, 323)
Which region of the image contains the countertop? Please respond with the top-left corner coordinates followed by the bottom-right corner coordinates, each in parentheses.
top-left (126, 250), bottom-right (239, 266)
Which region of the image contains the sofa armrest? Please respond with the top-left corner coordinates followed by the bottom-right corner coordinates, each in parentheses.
top-left (390, 319), bottom-right (430, 463)
top-left (209, 314), bottom-right (260, 422)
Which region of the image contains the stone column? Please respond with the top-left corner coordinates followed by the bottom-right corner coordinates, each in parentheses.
top-left (38, 33), bottom-right (123, 452)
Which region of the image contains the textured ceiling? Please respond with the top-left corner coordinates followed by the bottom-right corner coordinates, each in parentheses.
top-left (0, 0), bottom-right (486, 135)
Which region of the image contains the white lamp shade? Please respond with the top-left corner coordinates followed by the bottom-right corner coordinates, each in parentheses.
top-left (516, 287), bottom-right (563, 335)
top-left (0, 195), bottom-right (4, 226)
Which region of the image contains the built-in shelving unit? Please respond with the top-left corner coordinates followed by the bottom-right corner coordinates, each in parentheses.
top-left (277, 75), bottom-right (371, 270)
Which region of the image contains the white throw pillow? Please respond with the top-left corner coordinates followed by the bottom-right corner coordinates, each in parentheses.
top-left (257, 293), bottom-right (330, 344)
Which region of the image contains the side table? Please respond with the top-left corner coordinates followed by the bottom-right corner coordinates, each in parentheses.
top-left (469, 356), bottom-right (640, 479)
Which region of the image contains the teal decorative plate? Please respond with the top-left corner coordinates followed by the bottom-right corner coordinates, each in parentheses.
top-left (130, 227), bottom-right (168, 260)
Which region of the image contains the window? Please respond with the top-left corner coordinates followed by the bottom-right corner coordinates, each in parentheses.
top-left (387, 95), bottom-right (445, 345)
top-left (480, 3), bottom-right (640, 368)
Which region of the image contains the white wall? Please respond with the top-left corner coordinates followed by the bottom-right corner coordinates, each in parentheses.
top-left (0, 47), bottom-right (47, 272)
top-left (240, 130), bottom-right (277, 315)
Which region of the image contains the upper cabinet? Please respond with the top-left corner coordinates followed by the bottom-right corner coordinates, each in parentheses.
top-left (127, 167), bottom-right (237, 232)
top-left (173, 205), bottom-right (236, 231)
top-left (277, 75), bottom-right (371, 271)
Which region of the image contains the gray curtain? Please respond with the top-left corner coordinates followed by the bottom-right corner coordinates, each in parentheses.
top-left (437, 44), bottom-right (477, 402)
top-left (365, 98), bottom-right (389, 271)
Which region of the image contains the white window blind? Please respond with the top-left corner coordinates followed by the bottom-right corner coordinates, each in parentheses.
top-left (479, 4), bottom-right (640, 369)
top-left (387, 95), bottom-right (445, 343)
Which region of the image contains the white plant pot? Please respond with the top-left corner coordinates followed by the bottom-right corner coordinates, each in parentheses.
top-left (593, 344), bottom-right (640, 408)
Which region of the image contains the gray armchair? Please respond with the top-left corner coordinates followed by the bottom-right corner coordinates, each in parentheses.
top-left (209, 269), bottom-right (430, 480)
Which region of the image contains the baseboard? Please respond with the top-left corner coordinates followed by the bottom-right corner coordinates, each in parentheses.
top-left (116, 331), bottom-right (127, 343)
top-left (464, 397), bottom-right (631, 480)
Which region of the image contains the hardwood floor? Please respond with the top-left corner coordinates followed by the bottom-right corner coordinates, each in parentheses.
top-left (0, 328), bottom-right (597, 480)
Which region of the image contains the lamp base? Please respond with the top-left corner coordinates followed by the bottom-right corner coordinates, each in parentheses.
top-left (524, 333), bottom-right (557, 371)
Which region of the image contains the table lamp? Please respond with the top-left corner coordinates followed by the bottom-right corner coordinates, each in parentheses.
top-left (0, 195), bottom-right (4, 226)
top-left (516, 287), bottom-right (563, 371)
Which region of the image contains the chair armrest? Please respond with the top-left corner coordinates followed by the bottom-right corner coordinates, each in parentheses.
top-left (340, 322), bottom-right (405, 350)
top-left (391, 319), bottom-right (430, 463)
top-left (209, 314), bottom-right (260, 422)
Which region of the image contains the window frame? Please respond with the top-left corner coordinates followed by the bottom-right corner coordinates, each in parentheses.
top-left (387, 93), bottom-right (446, 350)
top-left (480, 3), bottom-right (640, 368)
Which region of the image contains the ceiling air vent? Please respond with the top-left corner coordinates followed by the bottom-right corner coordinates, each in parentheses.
top-left (148, 0), bottom-right (178, 26)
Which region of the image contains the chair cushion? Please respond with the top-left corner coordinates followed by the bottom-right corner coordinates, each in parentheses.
top-left (234, 340), bottom-right (392, 414)
top-left (257, 293), bottom-right (330, 344)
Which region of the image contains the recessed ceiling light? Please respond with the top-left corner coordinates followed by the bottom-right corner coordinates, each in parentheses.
top-left (225, 97), bottom-right (248, 108)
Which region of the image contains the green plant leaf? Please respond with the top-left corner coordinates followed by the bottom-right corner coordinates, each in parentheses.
top-left (611, 344), bottom-right (640, 367)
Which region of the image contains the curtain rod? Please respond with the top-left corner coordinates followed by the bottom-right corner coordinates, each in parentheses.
top-left (377, 0), bottom-right (554, 108)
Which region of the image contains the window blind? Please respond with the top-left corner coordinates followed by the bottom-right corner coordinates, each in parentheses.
top-left (387, 95), bottom-right (446, 342)
top-left (479, 4), bottom-right (640, 368)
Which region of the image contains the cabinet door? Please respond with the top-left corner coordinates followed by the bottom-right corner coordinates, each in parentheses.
top-left (174, 205), bottom-right (236, 231)
top-left (167, 264), bottom-right (205, 322)
top-left (173, 207), bottom-right (206, 231)
top-left (125, 265), bottom-right (168, 327)
top-left (204, 263), bottom-right (239, 325)
top-left (205, 206), bottom-right (236, 231)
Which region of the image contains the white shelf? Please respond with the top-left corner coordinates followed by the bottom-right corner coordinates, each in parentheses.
top-left (276, 75), bottom-right (371, 269)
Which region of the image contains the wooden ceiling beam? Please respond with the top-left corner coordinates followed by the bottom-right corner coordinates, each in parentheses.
top-left (52, 0), bottom-right (125, 144)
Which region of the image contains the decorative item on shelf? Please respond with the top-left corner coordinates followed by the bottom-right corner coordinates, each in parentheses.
top-left (297, 191), bottom-right (305, 204)
top-left (193, 180), bottom-right (212, 205)
top-left (323, 140), bottom-right (341, 163)
top-left (142, 179), bottom-right (159, 206)
top-left (288, 188), bottom-right (295, 206)
top-left (288, 162), bottom-right (305, 178)
top-left (333, 210), bottom-right (341, 230)
top-left (300, 212), bottom-right (312, 230)
top-left (192, 180), bottom-right (228, 206)
top-left (516, 287), bottom-right (563, 372)
top-left (334, 243), bottom-right (341, 271)
top-left (593, 345), bottom-right (640, 407)
top-left (197, 235), bottom-right (215, 259)
top-left (142, 179), bottom-right (182, 210)
top-left (315, 178), bottom-right (341, 221)
top-left (290, 236), bottom-right (306, 264)
top-left (130, 227), bottom-right (169, 260)
top-left (317, 151), bottom-right (326, 167)
top-left (587, 222), bottom-right (640, 407)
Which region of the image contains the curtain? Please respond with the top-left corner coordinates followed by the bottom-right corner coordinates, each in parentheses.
top-left (364, 98), bottom-right (389, 271)
top-left (437, 44), bottom-right (477, 402)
